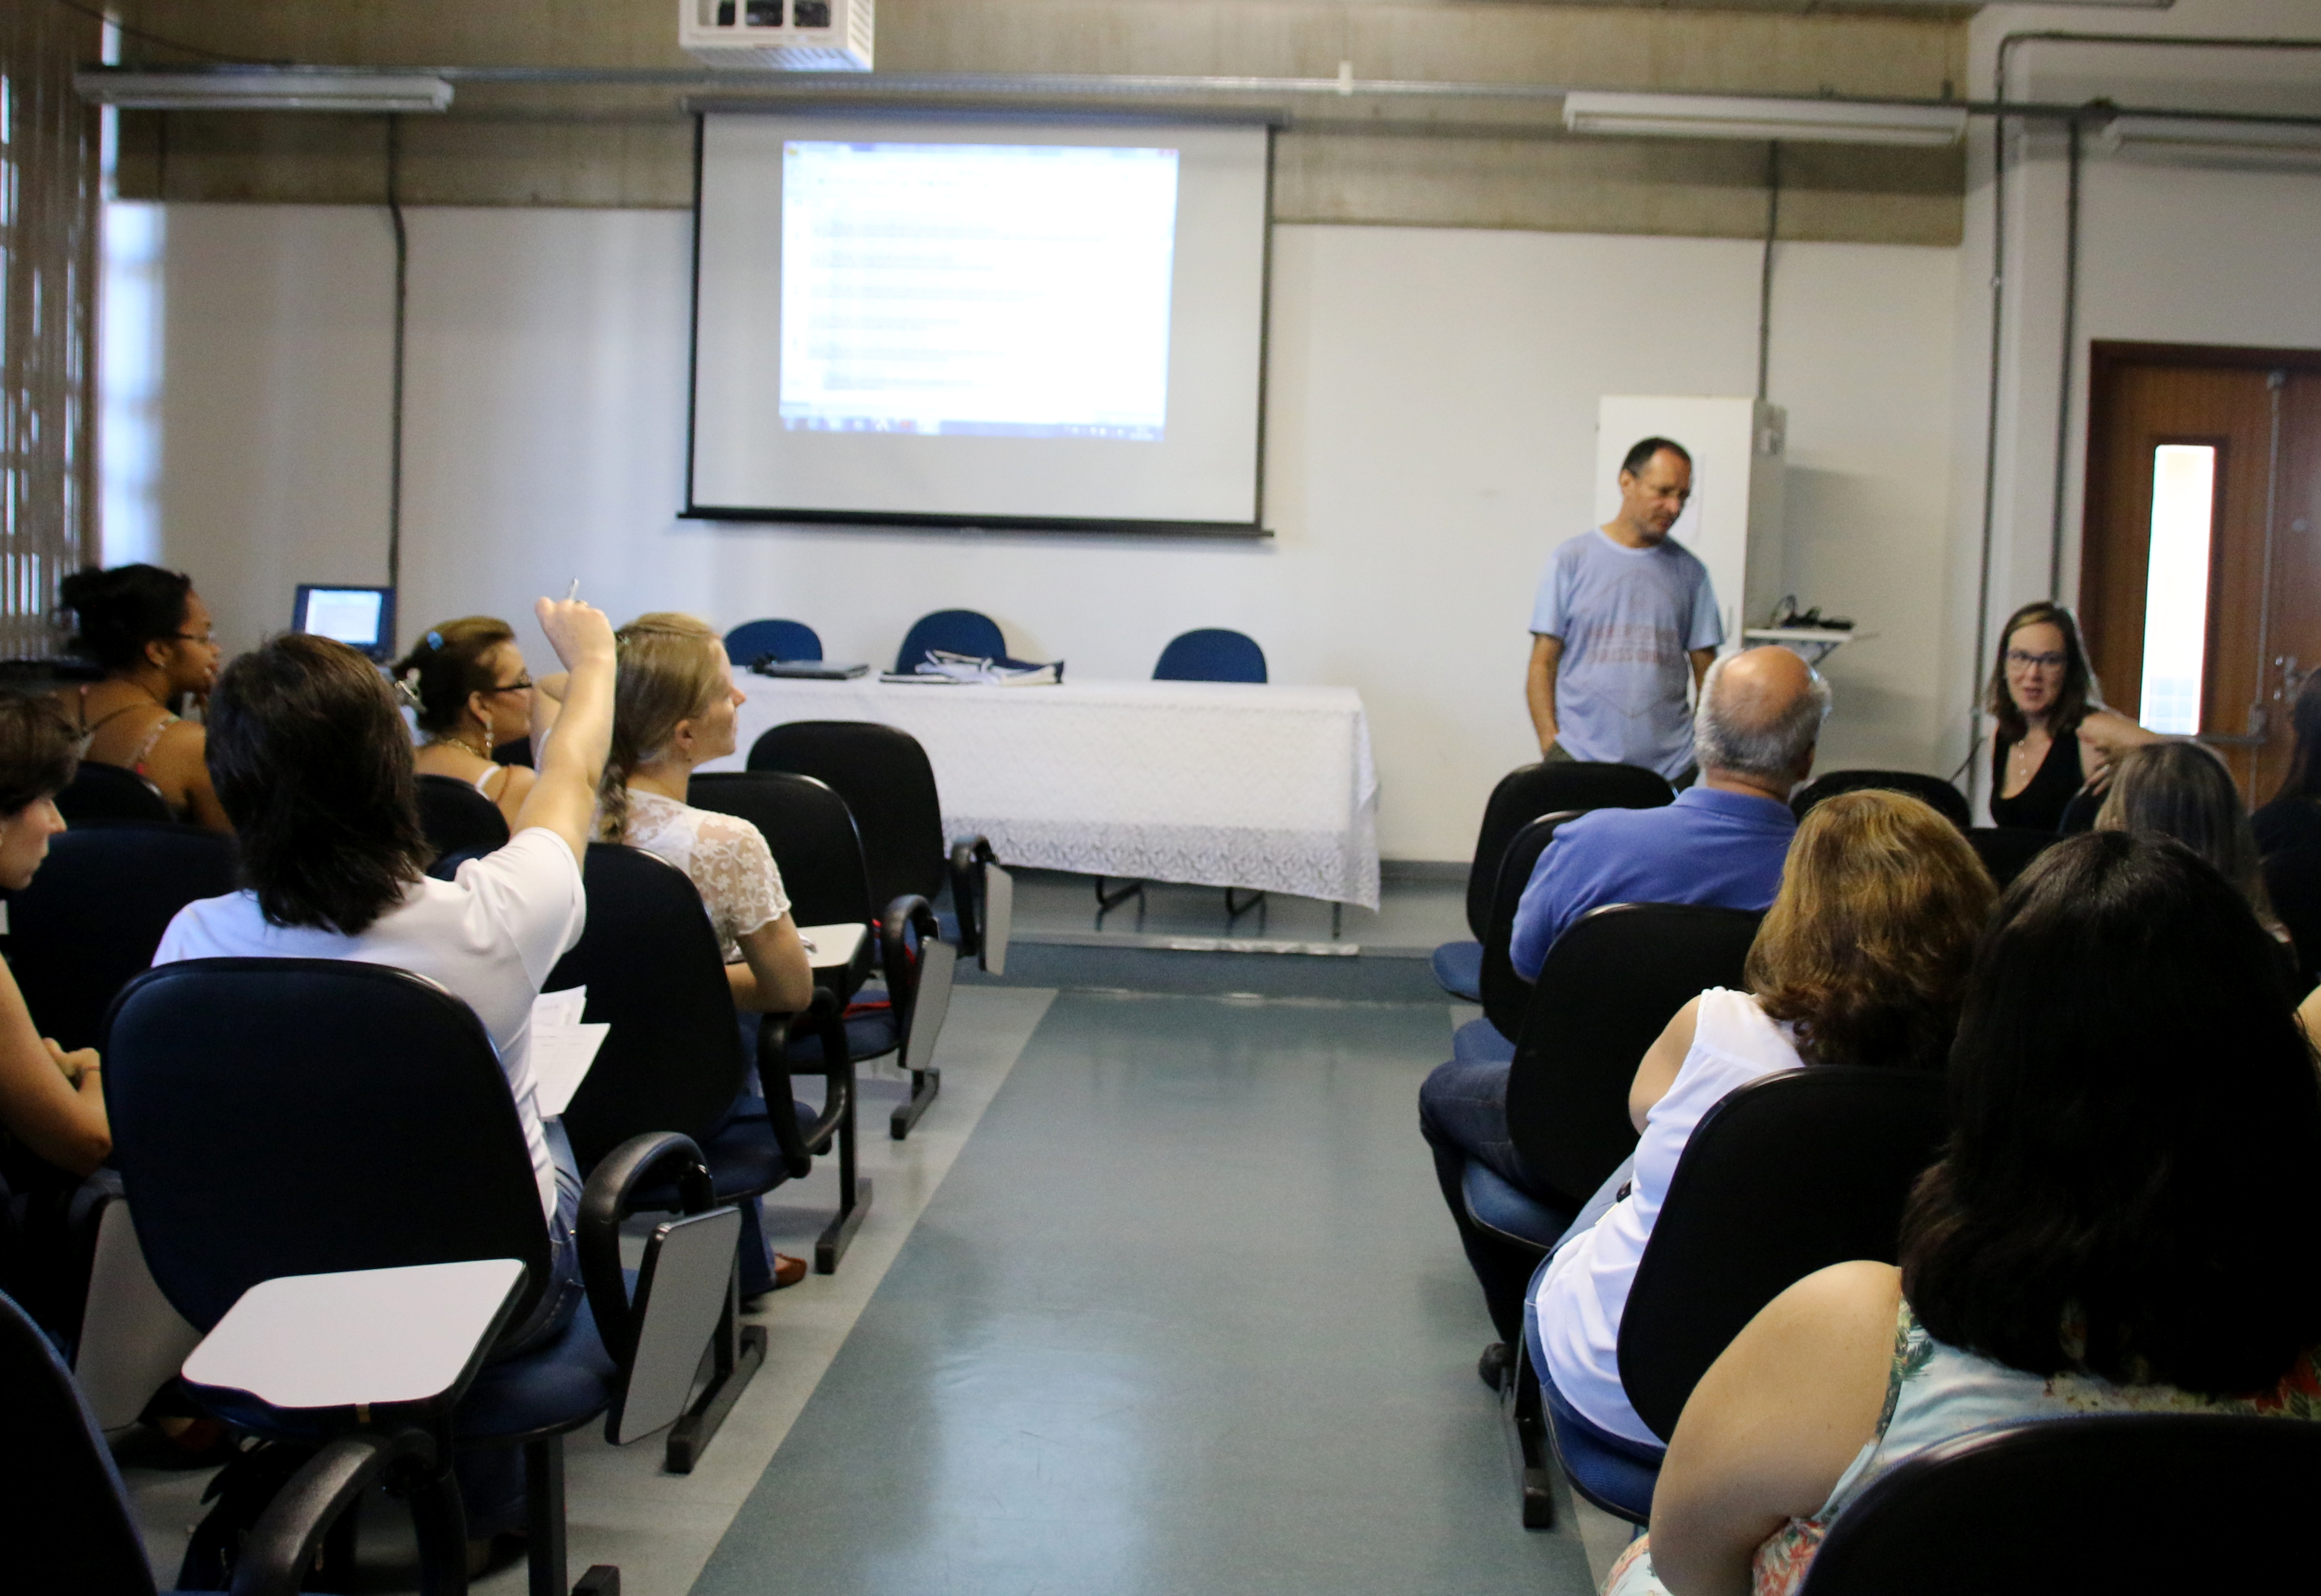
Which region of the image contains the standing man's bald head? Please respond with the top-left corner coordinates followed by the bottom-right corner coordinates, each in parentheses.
top-left (1693, 646), bottom-right (1831, 793)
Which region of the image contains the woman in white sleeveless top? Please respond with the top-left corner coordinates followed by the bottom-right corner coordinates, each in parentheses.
top-left (1538, 789), bottom-right (1995, 1452)
top-left (1609, 832), bottom-right (2321, 1595)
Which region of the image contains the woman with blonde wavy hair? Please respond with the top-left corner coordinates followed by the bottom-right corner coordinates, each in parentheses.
top-left (1531, 790), bottom-right (1996, 1459)
top-left (603, 613), bottom-right (815, 1295)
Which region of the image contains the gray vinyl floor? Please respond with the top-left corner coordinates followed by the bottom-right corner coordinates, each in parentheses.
top-left (125, 910), bottom-right (1606, 1594)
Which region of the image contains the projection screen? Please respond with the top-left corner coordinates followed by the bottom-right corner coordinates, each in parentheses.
top-left (688, 113), bottom-right (1272, 534)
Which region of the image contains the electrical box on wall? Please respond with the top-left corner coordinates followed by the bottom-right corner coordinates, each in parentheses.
top-left (681, 0), bottom-right (873, 71)
top-left (1595, 395), bottom-right (1788, 651)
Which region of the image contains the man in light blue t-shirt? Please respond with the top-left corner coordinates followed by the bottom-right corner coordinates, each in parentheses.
top-left (1526, 437), bottom-right (1724, 784)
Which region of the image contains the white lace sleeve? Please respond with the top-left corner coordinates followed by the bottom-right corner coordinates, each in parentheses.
top-left (688, 811), bottom-right (792, 955)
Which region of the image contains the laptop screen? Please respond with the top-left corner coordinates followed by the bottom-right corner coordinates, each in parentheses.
top-left (293, 585), bottom-right (394, 661)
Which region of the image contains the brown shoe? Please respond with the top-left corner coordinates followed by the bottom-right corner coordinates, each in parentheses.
top-left (772, 1253), bottom-right (807, 1289)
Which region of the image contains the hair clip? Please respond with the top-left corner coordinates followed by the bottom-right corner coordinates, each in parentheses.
top-left (425, 630), bottom-right (444, 651)
top-left (392, 677), bottom-right (425, 710)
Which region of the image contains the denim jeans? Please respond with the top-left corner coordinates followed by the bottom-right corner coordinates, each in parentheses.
top-left (1418, 1055), bottom-right (1555, 1344)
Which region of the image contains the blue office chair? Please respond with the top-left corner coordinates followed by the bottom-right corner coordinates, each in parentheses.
top-left (1519, 1066), bottom-right (1944, 1529)
top-left (724, 618), bottom-right (822, 667)
top-left (1799, 1414), bottom-right (2321, 1593)
top-left (693, 769), bottom-right (957, 1146)
top-left (54, 761), bottom-right (174, 825)
top-left (5, 821), bottom-right (238, 1054)
top-left (1434, 762), bottom-right (1674, 1004)
top-left (894, 609), bottom-right (1006, 674)
top-left (414, 772), bottom-right (512, 865)
top-left (1153, 628), bottom-right (1266, 684)
top-left (1791, 769), bottom-right (1971, 832)
top-left (548, 842), bottom-right (858, 1299)
top-left (101, 958), bottom-right (731, 1595)
top-left (0, 1281), bottom-right (464, 1596)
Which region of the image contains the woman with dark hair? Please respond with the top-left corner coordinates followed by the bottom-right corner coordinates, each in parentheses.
top-left (1534, 791), bottom-right (1994, 1455)
top-left (2254, 668), bottom-right (2321, 856)
top-left (1983, 599), bottom-right (2156, 832)
top-left (1600, 833), bottom-right (2321, 1596)
top-left (0, 695), bottom-right (111, 1179)
top-left (155, 596), bottom-right (613, 1328)
top-left (396, 616), bottom-right (542, 829)
top-left (59, 563), bottom-right (229, 832)
top-left (2096, 740), bottom-right (2284, 941)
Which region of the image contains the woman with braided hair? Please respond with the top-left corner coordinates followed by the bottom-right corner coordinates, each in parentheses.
top-left (602, 613), bottom-right (814, 1297)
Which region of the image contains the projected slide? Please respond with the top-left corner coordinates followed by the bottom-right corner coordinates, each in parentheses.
top-left (777, 141), bottom-right (1180, 440)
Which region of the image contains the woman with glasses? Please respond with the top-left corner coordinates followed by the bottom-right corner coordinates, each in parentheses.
top-left (59, 564), bottom-right (231, 832)
top-left (396, 617), bottom-right (547, 831)
top-left (1984, 600), bottom-right (2156, 832)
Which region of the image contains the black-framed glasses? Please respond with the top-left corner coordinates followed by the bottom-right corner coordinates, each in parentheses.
top-left (484, 678), bottom-right (535, 696)
top-left (2005, 649), bottom-right (2067, 671)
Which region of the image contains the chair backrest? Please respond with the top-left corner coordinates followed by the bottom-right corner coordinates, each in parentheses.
top-left (1507, 902), bottom-right (1764, 1208)
top-left (101, 959), bottom-right (552, 1336)
top-left (1466, 763), bottom-right (1675, 940)
top-left (54, 761), bottom-right (173, 826)
top-left (1966, 826), bottom-right (2058, 890)
top-left (724, 618), bottom-right (822, 666)
top-left (0, 1286), bottom-right (157, 1596)
top-left (413, 773), bottom-right (511, 863)
top-left (1152, 628), bottom-right (1267, 684)
top-left (545, 844), bottom-right (752, 1172)
top-left (688, 771), bottom-right (877, 928)
top-left (1479, 810), bottom-right (1585, 1039)
top-left (743, 722), bottom-right (944, 908)
top-left (1799, 1413), bottom-right (2321, 1595)
top-left (6, 823), bottom-right (239, 1053)
top-left (1791, 769), bottom-right (1971, 833)
top-left (2263, 846), bottom-right (2321, 987)
top-left (894, 608), bottom-right (1005, 674)
top-left (1618, 1067), bottom-right (1947, 1443)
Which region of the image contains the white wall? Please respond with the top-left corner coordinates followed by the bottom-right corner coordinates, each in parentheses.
top-left (1958, 0), bottom-right (2321, 803)
top-left (135, 207), bottom-right (1960, 861)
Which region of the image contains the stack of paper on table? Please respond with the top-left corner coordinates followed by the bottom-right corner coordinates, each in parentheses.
top-left (529, 987), bottom-right (609, 1118)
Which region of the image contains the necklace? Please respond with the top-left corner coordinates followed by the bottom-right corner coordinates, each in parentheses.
top-left (431, 730), bottom-right (493, 761)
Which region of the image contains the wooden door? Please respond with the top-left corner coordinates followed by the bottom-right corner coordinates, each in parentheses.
top-left (2082, 344), bottom-right (2321, 801)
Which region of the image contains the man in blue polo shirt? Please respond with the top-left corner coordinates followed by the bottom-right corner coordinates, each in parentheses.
top-left (1527, 437), bottom-right (1723, 786)
top-left (1422, 645), bottom-right (1828, 1370)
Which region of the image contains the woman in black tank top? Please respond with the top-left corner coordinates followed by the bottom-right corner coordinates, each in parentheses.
top-left (1984, 602), bottom-right (2157, 832)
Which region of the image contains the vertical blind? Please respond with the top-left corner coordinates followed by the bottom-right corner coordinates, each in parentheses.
top-left (0, 1), bottom-right (98, 659)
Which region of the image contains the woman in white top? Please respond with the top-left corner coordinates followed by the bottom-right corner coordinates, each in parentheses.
top-left (599, 612), bottom-right (814, 1296)
top-left (396, 616), bottom-right (550, 832)
top-left (156, 596), bottom-right (616, 1338)
top-left (1535, 789), bottom-right (1995, 1452)
top-left (598, 614), bottom-right (812, 1015)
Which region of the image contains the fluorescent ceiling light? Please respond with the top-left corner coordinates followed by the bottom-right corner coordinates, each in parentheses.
top-left (1563, 92), bottom-right (1966, 147)
top-left (2101, 114), bottom-right (2321, 159)
top-left (74, 70), bottom-right (454, 113)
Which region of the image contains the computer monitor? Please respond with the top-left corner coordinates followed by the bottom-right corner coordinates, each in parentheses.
top-left (292, 584), bottom-right (396, 663)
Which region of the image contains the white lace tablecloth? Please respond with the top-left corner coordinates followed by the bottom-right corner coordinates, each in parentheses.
top-left (701, 679), bottom-right (1381, 908)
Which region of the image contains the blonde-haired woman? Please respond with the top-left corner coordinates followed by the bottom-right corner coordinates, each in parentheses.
top-left (1533, 790), bottom-right (1996, 1457)
top-left (604, 613), bottom-right (814, 1296)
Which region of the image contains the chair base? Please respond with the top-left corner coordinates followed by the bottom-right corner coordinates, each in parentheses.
top-left (1503, 1337), bottom-right (1557, 1530)
top-left (573, 1568), bottom-right (622, 1595)
top-left (890, 1067), bottom-right (941, 1140)
top-left (665, 1323), bottom-right (767, 1475)
top-left (816, 1177), bottom-right (873, 1274)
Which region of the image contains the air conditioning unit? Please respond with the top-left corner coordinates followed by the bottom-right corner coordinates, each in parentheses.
top-left (681, 0), bottom-right (872, 71)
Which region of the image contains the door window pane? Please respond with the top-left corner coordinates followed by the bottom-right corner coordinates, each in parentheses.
top-left (2138, 444), bottom-right (2218, 735)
